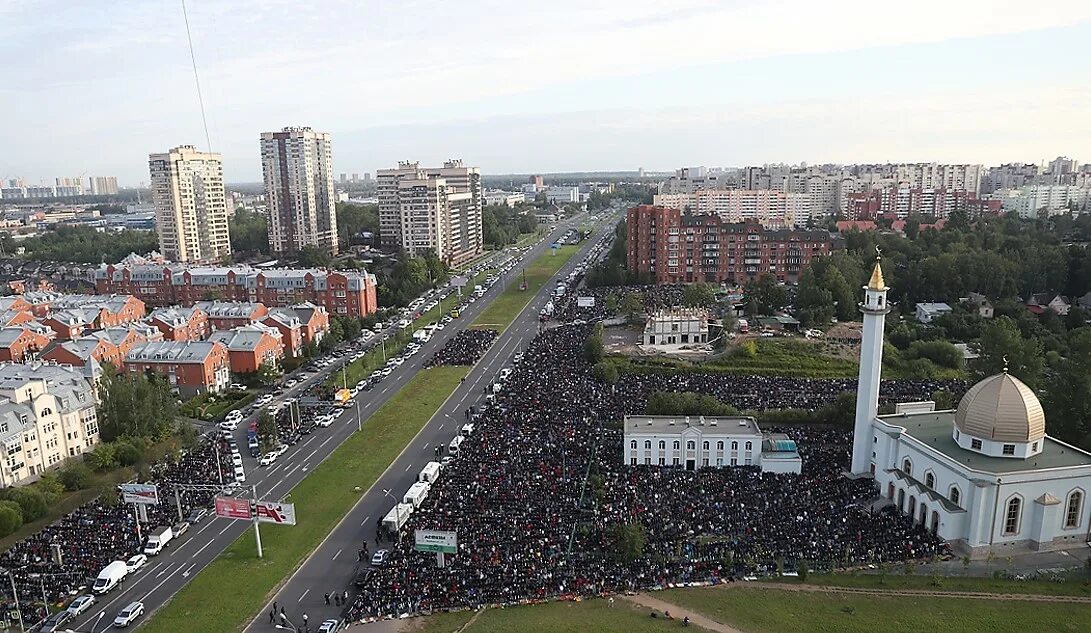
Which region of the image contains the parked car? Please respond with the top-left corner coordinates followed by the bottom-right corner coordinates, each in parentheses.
top-left (113, 601), bottom-right (144, 627)
top-left (125, 554), bottom-right (148, 573)
top-left (185, 508), bottom-right (209, 524)
top-left (317, 619), bottom-right (342, 633)
top-left (37, 610), bottom-right (72, 633)
top-left (371, 549), bottom-right (389, 566)
top-left (66, 595), bottom-right (95, 617)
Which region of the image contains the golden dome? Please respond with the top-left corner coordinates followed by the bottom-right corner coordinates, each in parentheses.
top-left (954, 373), bottom-right (1045, 443)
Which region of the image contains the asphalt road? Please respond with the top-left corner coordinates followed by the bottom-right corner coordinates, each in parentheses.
top-left (243, 210), bottom-right (620, 632)
top-left (63, 210), bottom-right (617, 633)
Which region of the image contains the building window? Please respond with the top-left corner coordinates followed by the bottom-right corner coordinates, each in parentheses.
top-left (731, 441), bottom-right (738, 450)
top-left (901, 458), bottom-right (912, 476)
top-left (658, 457), bottom-right (665, 466)
top-left (971, 438), bottom-right (982, 450)
top-left (925, 472), bottom-right (935, 489)
top-left (630, 458), bottom-right (637, 466)
top-left (686, 441), bottom-right (695, 450)
top-left (1032, 441), bottom-right (1039, 451)
top-left (1002, 444), bottom-right (1015, 455)
top-left (1003, 497), bottom-right (1022, 535)
top-left (672, 457), bottom-right (679, 465)
top-left (949, 486), bottom-right (961, 507)
top-left (658, 440), bottom-right (666, 450)
top-left (673, 441), bottom-right (680, 450)
top-left (644, 440), bottom-right (651, 449)
top-left (644, 457), bottom-right (651, 465)
top-left (702, 441), bottom-right (710, 451)
top-left (1066, 491), bottom-right (1083, 529)
top-left (717, 441), bottom-right (724, 450)
top-left (745, 441), bottom-right (752, 451)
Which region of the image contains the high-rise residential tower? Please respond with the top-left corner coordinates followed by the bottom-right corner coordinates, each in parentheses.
top-left (148, 145), bottom-right (231, 263)
top-left (376, 160), bottom-right (482, 266)
top-left (260, 127), bottom-right (338, 255)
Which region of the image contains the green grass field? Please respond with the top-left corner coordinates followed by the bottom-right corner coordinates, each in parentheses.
top-left (410, 599), bottom-right (712, 633)
top-left (659, 585), bottom-right (1091, 633)
top-left (782, 571), bottom-right (1091, 597)
top-left (472, 244), bottom-right (578, 331)
top-left (142, 366), bottom-right (467, 633)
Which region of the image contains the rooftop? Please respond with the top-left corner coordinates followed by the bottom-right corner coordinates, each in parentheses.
top-left (625, 415), bottom-right (761, 435)
top-left (888, 411), bottom-right (1091, 474)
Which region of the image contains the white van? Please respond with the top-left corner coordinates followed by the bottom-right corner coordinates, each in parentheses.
top-left (92, 561), bottom-right (128, 595)
top-left (417, 461), bottom-right (441, 484)
top-left (143, 525), bottom-right (173, 556)
top-left (460, 423), bottom-right (475, 437)
top-left (402, 481), bottom-right (431, 509)
top-left (448, 435), bottom-right (464, 455)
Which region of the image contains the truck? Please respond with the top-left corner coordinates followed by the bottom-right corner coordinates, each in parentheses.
top-left (417, 461), bottom-right (441, 484)
top-left (143, 525), bottom-right (173, 555)
top-left (737, 319), bottom-right (749, 334)
top-left (402, 481), bottom-right (431, 509)
top-left (92, 561), bottom-right (128, 595)
top-left (334, 388), bottom-right (352, 407)
top-left (381, 503), bottom-right (414, 533)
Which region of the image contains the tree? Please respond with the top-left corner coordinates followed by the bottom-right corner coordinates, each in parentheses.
top-left (295, 245), bottom-right (332, 268)
top-left (338, 316), bottom-right (363, 342)
top-left (228, 208), bottom-right (269, 255)
top-left (0, 501), bottom-right (22, 538)
top-left (609, 522), bottom-right (646, 562)
top-left (795, 268), bottom-right (834, 326)
top-left (59, 461), bottom-right (92, 491)
top-left (97, 367), bottom-right (178, 441)
top-left (253, 360), bottom-right (281, 386)
top-left (320, 318), bottom-right (344, 354)
top-left (114, 440), bottom-right (143, 467)
top-left (591, 361), bottom-right (619, 384)
top-left (619, 292), bottom-right (643, 324)
top-left (257, 411), bottom-right (278, 452)
top-left (584, 326), bottom-right (605, 364)
top-left (86, 442), bottom-right (118, 472)
top-left (683, 283), bottom-right (716, 307)
top-left (645, 391), bottom-right (740, 417)
top-left (1042, 328), bottom-right (1091, 449)
top-left (0, 487), bottom-right (48, 522)
top-left (336, 203), bottom-right (379, 246)
top-left (798, 558), bottom-right (810, 582)
top-left (971, 317), bottom-right (1044, 388)
top-left (744, 273), bottom-right (787, 316)
top-left (905, 340), bottom-right (963, 370)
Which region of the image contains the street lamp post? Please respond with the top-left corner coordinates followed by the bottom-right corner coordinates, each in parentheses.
top-left (0, 568), bottom-right (24, 633)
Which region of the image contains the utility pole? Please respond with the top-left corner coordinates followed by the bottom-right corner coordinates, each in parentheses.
top-left (252, 485), bottom-right (263, 558)
top-left (213, 441), bottom-right (223, 485)
top-left (38, 577), bottom-right (47, 617)
top-left (356, 395), bottom-right (362, 432)
top-left (174, 484), bottom-right (184, 523)
top-left (4, 569), bottom-right (23, 633)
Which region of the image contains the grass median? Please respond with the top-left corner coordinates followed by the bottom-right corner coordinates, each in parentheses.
top-left (472, 244), bottom-right (579, 332)
top-left (142, 365), bottom-right (468, 633)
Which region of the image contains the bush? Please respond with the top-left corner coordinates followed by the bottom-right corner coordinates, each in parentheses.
top-left (0, 500), bottom-right (22, 538)
top-left (0, 486), bottom-right (49, 522)
top-left (584, 327), bottom-right (605, 364)
top-left (905, 339), bottom-right (963, 370)
top-left (591, 361), bottom-right (619, 384)
top-left (59, 461), bottom-right (93, 491)
top-left (115, 440), bottom-right (143, 467)
top-left (87, 442), bottom-right (119, 471)
top-left (646, 391), bottom-right (740, 417)
top-left (36, 473), bottom-right (64, 502)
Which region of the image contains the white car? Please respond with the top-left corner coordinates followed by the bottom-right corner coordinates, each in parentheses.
top-left (113, 601), bottom-right (144, 627)
top-left (317, 619), bottom-right (342, 633)
top-left (219, 419), bottom-right (240, 431)
top-left (67, 595), bottom-right (95, 617)
top-left (316, 415), bottom-right (334, 428)
top-left (274, 444), bottom-right (289, 457)
top-left (231, 453), bottom-right (243, 467)
top-left (229, 383), bottom-right (246, 391)
top-left (259, 453), bottom-right (277, 466)
top-left (125, 554), bottom-right (148, 573)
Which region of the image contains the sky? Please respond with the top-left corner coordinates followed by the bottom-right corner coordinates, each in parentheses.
top-left (2, 0), bottom-right (1091, 185)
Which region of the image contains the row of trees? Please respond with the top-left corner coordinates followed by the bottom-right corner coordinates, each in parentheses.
top-left (482, 205), bottom-right (537, 249)
top-left (375, 250), bottom-right (450, 307)
top-left (1, 225), bottom-right (159, 264)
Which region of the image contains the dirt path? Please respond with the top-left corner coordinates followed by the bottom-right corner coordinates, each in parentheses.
top-left (620, 593), bottom-right (747, 633)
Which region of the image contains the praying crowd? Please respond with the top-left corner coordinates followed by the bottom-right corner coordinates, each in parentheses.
top-left (425, 329), bottom-right (499, 367)
top-left (0, 433), bottom-right (234, 609)
top-left (348, 324), bottom-right (954, 621)
top-left (552, 284), bottom-right (692, 322)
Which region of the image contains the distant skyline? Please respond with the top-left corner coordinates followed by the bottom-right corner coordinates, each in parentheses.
top-left (2, 0), bottom-right (1090, 185)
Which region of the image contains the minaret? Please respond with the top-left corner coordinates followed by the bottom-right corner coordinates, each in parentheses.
top-left (850, 250), bottom-right (890, 476)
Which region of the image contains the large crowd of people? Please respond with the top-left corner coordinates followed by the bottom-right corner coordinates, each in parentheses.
top-left (552, 285), bottom-right (692, 322)
top-left (348, 324), bottom-right (953, 621)
top-left (425, 329), bottom-right (499, 367)
top-left (0, 434), bottom-right (234, 608)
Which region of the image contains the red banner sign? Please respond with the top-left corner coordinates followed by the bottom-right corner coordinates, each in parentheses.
top-left (215, 496), bottom-right (252, 520)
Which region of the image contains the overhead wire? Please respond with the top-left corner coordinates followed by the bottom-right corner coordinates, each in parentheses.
top-left (180, 0), bottom-right (213, 152)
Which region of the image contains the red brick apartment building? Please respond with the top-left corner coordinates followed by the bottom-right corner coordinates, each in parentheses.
top-left (94, 260), bottom-right (379, 318)
top-left (123, 340), bottom-right (230, 397)
top-left (147, 306), bottom-right (210, 341)
top-left (626, 205), bottom-right (834, 285)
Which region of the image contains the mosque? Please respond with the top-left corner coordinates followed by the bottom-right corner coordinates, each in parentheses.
top-left (851, 256), bottom-right (1091, 557)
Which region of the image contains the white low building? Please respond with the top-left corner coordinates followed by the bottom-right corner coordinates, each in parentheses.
top-left (852, 258), bottom-right (1091, 557)
top-left (642, 308), bottom-right (710, 349)
top-left (623, 415), bottom-right (801, 474)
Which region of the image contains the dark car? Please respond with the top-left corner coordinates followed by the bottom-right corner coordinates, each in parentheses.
top-left (353, 568), bottom-right (374, 587)
top-left (37, 610), bottom-right (71, 633)
top-left (185, 508), bottom-right (208, 524)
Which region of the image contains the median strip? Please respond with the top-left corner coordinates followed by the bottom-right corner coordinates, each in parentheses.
top-left (140, 365), bottom-right (467, 633)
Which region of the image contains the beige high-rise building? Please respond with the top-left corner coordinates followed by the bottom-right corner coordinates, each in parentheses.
top-left (89, 176), bottom-right (119, 195)
top-left (148, 145), bottom-right (231, 263)
top-left (377, 160), bottom-right (482, 266)
top-left (260, 127), bottom-right (338, 255)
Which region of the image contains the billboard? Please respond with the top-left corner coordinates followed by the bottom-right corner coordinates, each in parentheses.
top-left (255, 501), bottom-right (296, 525)
top-left (576, 296), bottom-right (595, 308)
top-left (450, 275), bottom-right (468, 288)
top-left (119, 483), bottom-right (159, 505)
top-left (215, 496), bottom-right (252, 520)
top-left (414, 530), bottom-right (457, 554)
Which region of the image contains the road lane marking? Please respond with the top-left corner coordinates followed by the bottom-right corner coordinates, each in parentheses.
top-left (141, 562), bottom-right (188, 601)
top-left (360, 514), bottom-right (370, 527)
top-left (298, 588), bottom-right (310, 603)
top-left (404, 464), bottom-right (412, 472)
top-left (304, 448), bottom-right (318, 461)
top-left (191, 539), bottom-right (214, 559)
top-left (332, 548), bottom-right (342, 561)
top-left (219, 523), bottom-right (233, 536)
top-left (320, 436), bottom-right (333, 448)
